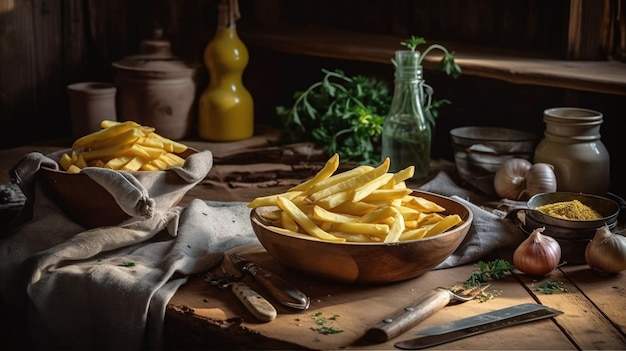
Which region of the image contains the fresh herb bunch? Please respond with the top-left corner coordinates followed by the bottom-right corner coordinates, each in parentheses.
top-left (276, 69), bottom-right (391, 165)
top-left (276, 36), bottom-right (461, 164)
top-left (465, 259), bottom-right (515, 287)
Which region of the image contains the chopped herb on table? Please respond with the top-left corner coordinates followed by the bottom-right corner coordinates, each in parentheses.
top-left (536, 280), bottom-right (568, 294)
top-left (311, 312), bottom-right (343, 335)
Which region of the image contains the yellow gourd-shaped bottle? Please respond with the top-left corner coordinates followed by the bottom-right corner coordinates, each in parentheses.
top-left (198, 0), bottom-right (253, 141)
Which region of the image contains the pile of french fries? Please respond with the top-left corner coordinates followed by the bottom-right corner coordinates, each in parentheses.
top-left (248, 154), bottom-right (463, 243)
top-left (59, 120), bottom-right (189, 173)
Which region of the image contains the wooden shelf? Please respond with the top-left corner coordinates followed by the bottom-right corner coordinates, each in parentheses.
top-left (239, 25), bottom-right (626, 97)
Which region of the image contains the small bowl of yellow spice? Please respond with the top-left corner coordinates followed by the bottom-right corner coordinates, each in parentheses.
top-left (518, 192), bottom-right (620, 264)
top-left (526, 192), bottom-right (619, 230)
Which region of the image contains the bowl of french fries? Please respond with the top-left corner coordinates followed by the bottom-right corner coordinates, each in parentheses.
top-left (38, 120), bottom-right (201, 228)
top-left (248, 154), bottom-right (473, 284)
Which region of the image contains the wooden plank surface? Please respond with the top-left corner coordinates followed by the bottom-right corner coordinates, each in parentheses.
top-left (165, 245), bottom-right (580, 350)
top-left (514, 267), bottom-right (626, 350)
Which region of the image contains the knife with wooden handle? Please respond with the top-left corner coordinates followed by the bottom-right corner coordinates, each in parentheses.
top-left (363, 288), bottom-right (453, 343)
top-left (363, 286), bottom-right (484, 343)
top-left (229, 253), bottom-right (310, 310)
top-left (229, 281), bottom-right (277, 322)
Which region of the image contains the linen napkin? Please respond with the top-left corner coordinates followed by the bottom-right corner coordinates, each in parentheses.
top-left (418, 170), bottom-right (527, 269)
top-left (0, 151), bottom-right (259, 351)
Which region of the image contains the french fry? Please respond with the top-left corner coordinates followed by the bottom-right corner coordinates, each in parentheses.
top-left (289, 153), bottom-right (340, 192)
top-left (424, 214), bottom-right (462, 238)
top-left (247, 191), bottom-right (302, 208)
top-left (249, 154), bottom-right (465, 243)
top-left (333, 222), bottom-right (390, 238)
top-left (399, 226), bottom-right (429, 241)
top-left (362, 188), bottom-right (412, 203)
top-left (384, 213), bottom-right (406, 243)
top-left (121, 156), bottom-right (148, 171)
top-left (300, 165), bottom-right (373, 196)
top-left (351, 173), bottom-right (394, 203)
top-left (306, 158), bottom-right (390, 203)
top-left (331, 201), bottom-right (378, 216)
top-left (403, 195), bottom-right (446, 212)
top-left (276, 196), bottom-right (346, 242)
top-left (267, 225), bottom-right (322, 241)
top-left (280, 211), bottom-right (299, 232)
top-left (59, 120), bottom-right (190, 173)
top-left (73, 120), bottom-right (141, 149)
top-left (313, 205), bottom-right (359, 224)
top-left (358, 206), bottom-right (399, 224)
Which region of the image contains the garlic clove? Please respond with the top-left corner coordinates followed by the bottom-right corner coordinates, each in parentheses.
top-left (523, 163), bottom-right (557, 198)
top-left (494, 158), bottom-right (532, 200)
top-left (513, 226), bottom-right (561, 276)
top-left (585, 225), bottom-right (626, 274)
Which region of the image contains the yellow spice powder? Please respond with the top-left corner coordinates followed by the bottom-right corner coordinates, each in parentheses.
top-left (535, 199), bottom-right (603, 221)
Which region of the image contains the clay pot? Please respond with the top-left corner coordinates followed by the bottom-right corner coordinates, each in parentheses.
top-left (113, 30), bottom-right (196, 140)
top-left (67, 82), bottom-right (117, 139)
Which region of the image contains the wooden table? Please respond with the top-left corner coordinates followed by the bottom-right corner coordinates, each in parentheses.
top-left (1, 130), bottom-right (625, 350)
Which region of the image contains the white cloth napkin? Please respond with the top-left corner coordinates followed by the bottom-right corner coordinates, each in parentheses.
top-left (0, 151), bottom-right (259, 351)
top-left (418, 170), bottom-right (526, 269)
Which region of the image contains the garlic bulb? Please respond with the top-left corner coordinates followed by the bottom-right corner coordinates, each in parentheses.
top-left (494, 158), bottom-right (532, 200)
top-left (585, 225), bottom-right (626, 273)
top-left (524, 163), bottom-right (557, 197)
top-left (513, 227), bottom-right (561, 276)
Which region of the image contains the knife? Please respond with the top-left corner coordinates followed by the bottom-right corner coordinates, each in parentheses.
top-left (363, 285), bottom-right (488, 343)
top-left (394, 303), bottom-right (563, 350)
top-left (229, 253), bottom-right (310, 310)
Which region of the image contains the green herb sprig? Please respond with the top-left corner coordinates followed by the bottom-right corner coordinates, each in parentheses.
top-left (398, 35), bottom-right (462, 79)
top-left (465, 259), bottom-right (515, 288)
top-left (536, 280), bottom-right (568, 294)
top-left (311, 312), bottom-right (343, 335)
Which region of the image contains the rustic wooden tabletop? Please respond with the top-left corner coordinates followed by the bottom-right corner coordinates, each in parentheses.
top-left (1, 128), bottom-right (624, 350)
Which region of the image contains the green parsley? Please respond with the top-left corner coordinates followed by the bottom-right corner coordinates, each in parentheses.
top-left (536, 280), bottom-right (568, 294)
top-left (465, 259), bottom-right (515, 288)
top-left (277, 69), bottom-right (390, 165)
top-left (311, 312), bottom-right (343, 335)
top-left (117, 262), bottom-right (136, 267)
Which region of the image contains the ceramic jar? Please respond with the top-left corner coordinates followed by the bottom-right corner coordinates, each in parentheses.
top-left (67, 82), bottom-right (117, 139)
top-left (113, 31), bottom-right (196, 140)
top-left (534, 107), bottom-right (610, 195)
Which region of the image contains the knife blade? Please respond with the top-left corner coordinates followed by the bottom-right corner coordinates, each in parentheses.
top-left (229, 253), bottom-right (310, 310)
top-left (394, 303), bottom-right (563, 350)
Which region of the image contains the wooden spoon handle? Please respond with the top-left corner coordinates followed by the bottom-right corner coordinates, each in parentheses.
top-left (363, 289), bottom-right (452, 343)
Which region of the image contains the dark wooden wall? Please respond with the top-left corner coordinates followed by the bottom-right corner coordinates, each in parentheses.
top-left (0, 0), bottom-right (624, 194)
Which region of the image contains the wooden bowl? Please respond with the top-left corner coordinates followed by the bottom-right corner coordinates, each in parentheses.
top-left (38, 148), bottom-right (197, 228)
top-left (250, 191), bottom-right (473, 284)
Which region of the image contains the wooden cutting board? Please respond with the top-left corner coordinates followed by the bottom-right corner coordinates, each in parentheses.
top-left (164, 245), bottom-right (573, 350)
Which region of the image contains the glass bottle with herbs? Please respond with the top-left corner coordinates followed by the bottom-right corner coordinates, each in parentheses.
top-left (382, 50), bottom-right (432, 179)
top-left (382, 37), bottom-right (461, 180)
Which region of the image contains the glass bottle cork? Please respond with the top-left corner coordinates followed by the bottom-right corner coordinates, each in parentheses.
top-left (534, 107), bottom-right (610, 194)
